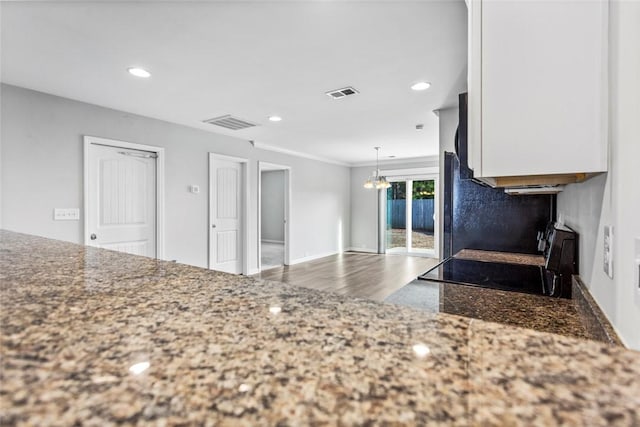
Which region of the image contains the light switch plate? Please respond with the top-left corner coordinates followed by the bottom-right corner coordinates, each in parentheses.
top-left (636, 258), bottom-right (640, 294)
top-left (54, 208), bottom-right (80, 221)
top-left (604, 225), bottom-right (613, 278)
top-left (635, 238), bottom-right (640, 293)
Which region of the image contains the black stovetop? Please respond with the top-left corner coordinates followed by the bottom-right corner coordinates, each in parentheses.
top-left (418, 258), bottom-right (546, 296)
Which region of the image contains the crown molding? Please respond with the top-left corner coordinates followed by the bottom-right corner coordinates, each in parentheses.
top-left (250, 141), bottom-right (350, 167)
top-left (250, 141), bottom-right (437, 169)
top-left (350, 155), bottom-right (439, 168)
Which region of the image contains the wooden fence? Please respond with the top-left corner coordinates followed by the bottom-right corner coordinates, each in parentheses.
top-left (387, 199), bottom-right (434, 232)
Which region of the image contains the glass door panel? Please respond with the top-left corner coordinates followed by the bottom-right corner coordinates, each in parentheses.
top-left (410, 179), bottom-right (435, 251)
top-left (386, 181), bottom-right (406, 251)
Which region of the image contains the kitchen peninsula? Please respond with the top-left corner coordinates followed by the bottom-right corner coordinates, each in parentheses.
top-left (1, 230), bottom-right (639, 426)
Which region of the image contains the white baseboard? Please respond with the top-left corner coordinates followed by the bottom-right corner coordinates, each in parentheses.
top-left (345, 247), bottom-right (377, 254)
top-left (261, 239), bottom-right (285, 244)
top-left (289, 250), bottom-right (340, 265)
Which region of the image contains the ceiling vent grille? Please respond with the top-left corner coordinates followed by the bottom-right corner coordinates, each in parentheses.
top-left (202, 115), bottom-right (258, 130)
top-left (326, 86), bottom-right (359, 100)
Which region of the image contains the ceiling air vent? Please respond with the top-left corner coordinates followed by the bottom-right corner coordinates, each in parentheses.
top-left (326, 86), bottom-right (359, 100)
top-left (202, 115), bottom-right (258, 130)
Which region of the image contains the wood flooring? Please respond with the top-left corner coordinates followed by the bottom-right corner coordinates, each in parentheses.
top-left (254, 251), bottom-right (440, 302)
top-left (261, 242), bottom-right (284, 269)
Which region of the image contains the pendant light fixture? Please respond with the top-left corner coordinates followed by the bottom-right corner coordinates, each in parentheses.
top-left (363, 147), bottom-right (391, 190)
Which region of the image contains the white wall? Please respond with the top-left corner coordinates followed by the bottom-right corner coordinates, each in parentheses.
top-left (350, 165), bottom-right (380, 252)
top-left (557, 0), bottom-right (640, 350)
top-left (0, 84), bottom-right (3, 229)
top-left (0, 84), bottom-right (351, 271)
top-left (260, 170), bottom-right (285, 242)
top-left (350, 158), bottom-right (439, 253)
top-left (437, 107), bottom-right (458, 257)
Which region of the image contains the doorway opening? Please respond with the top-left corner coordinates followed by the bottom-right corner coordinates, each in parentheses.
top-left (83, 136), bottom-right (165, 259)
top-left (384, 175), bottom-right (438, 258)
top-left (258, 162), bottom-right (291, 271)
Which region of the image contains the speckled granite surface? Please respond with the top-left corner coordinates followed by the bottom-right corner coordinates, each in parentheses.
top-left (454, 249), bottom-right (546, 266)
top-left (572, 276), bottom-right (623, 346)
top-left (387, 280), bottom-right (595, 341)
top-left (2, 230), bottom-right (640, 426)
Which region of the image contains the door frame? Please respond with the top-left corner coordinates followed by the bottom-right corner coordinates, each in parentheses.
top-left (208, 153), bottom-right (249, 275)
top-left (258, 161), bottom-right (291, 271)
top-left (381, 167), bottom-right (439, 259)
top-left (83, 135), bottom-right (165, 259)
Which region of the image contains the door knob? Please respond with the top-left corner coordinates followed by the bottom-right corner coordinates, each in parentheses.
top-left (90, 233), bottom-right (97, 240)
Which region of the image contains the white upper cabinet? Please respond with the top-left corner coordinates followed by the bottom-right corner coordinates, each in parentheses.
top-left (468, 0), bottom-right (608, 180)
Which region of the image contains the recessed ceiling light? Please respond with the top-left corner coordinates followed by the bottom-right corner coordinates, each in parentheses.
top-left (268, 116), bottom-right (282, 122)
top-left (127, 67), bottom-right (151, 78)
top-left (411, 81), bottom-right (431, 91)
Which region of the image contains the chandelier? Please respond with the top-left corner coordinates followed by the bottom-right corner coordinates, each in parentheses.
top-left (363, 147), bottom-right (391, 190)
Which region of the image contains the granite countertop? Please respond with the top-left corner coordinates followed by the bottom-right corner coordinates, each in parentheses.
top-left (454, 249), bottom-right (546, 266)
top-left (2, 230), bottom-right (640, 426)
top-left (385, 280), bottom-right (594, 341)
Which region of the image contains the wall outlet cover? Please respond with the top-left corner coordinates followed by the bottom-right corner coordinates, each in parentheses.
top-left (604, 225), bottom-right (613, 279)
top-left (54, 208), bottom-right (80, 221)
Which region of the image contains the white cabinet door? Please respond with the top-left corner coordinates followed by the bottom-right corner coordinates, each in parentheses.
top-left (470, 0), bottom-right (608, 178)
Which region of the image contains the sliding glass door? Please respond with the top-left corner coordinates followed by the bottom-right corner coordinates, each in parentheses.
top-left (386, 181), bottom-right (406, 251)
top-left (385, 176), bottom-right (438, 257)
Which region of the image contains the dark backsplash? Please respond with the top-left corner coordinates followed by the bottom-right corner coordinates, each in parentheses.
top-left (443, 152), bottom-right (555, 257)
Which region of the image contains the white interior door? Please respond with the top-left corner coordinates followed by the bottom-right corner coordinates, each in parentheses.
top-left (210, 156), bottom-right (244, 274)
top-left (87, 143), bottom-right (157, 257)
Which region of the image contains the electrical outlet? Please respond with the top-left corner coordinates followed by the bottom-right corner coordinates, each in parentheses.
top-left (54, 208), bottom-right (80, 221)
top-left (604, 225), bottom-right (613, 278)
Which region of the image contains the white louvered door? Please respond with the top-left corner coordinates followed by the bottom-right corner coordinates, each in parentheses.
top-left (210, 156), bottom-right (243, 274)
top-left (87, 143), bottom-right (157, 257)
